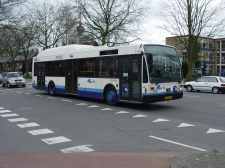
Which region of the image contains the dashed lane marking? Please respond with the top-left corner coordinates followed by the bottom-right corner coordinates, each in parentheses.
top-left (0, 107), bottom-right (4, 110)
top-left (41, 136), bottom-right (71, 145)
top-left (178, 123), bottom-right (195, 127)
top-left (17, 122), bottom-right (40, 128)
top-left (183, 95), bottom-right (199, 97)
top-left (28, 128), bottom-right (54, 135)
top-left (0, 110), bottom-right (11, 113)
top-left (76, 103), bottom-right (88, 105)
top-left (48, 97), bottom-right (55, 99)
top-left (60, 145), bottom-right (94, 153)
top-left (149, 135), bottom-right (207, 152)
top-left (8, 118), bottom-right (28, 122)
top-left (25, 93), bottom-right (30, 95)
top-left (153, 118), bottom-right (170, 122)
top-left (115, 111), bottom-right (130, 114)
top-left (87, 105), bottom-right (99, 108)
top-left (132, 114), bottom-right (148, 118)
top-left (1, 113), bottom-right (19, 117)
top-left (207, 128), bottom-right (225, 134)
top-left (35, 95), bottom-right (42, 97)
top-left (62, 99), bottom-right (72, 102)
top-left (101, 108), bottom-right (113, 110)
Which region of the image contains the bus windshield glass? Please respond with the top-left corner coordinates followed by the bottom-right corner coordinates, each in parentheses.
top-left (144, 45), bottom-right (182, 84)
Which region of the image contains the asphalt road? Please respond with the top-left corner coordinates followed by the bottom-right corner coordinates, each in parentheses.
top-left (0, 79), bottom-right (225, 167)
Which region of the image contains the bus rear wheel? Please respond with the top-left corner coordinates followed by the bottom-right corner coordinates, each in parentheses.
top-left (48, 82), bottom-right (56, 96)
top-left (105, 86), bottom-right (117, 106)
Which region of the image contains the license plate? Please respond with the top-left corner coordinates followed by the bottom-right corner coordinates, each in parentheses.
top-left (17, 82), bottom-right (21, 84)
top-left (165, 96), bottom-right (172, 100)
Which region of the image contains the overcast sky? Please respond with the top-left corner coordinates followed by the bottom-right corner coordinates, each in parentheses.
top-left (134, 0), bottom-right (170, 45)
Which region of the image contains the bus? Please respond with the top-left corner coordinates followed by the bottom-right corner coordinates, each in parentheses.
top-left (32, 44), bottom-right (183, 105)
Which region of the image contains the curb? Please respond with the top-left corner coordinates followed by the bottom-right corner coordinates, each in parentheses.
top-left (170, 152), bottom-right (225, 168)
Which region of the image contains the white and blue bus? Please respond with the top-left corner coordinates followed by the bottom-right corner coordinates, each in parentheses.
top-left (32, 44), bottom-right (183, 105)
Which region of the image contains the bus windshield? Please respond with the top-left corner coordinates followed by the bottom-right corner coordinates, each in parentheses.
top-left (144, 45), bottom-right (182, 84)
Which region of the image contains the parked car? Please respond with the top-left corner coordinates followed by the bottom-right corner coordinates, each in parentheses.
top-left (184, 76), bottom-right (225, 94)
top-left (0, 73), bottom-right (2, 84)
top-left (2, 72), bottom-right (26, 88)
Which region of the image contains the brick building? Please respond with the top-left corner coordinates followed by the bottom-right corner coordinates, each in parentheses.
top-left (166, 36), bottom-right (225, 76)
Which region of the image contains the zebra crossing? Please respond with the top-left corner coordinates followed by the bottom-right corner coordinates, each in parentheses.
top-left (0, 107), bottom-right (94, 153)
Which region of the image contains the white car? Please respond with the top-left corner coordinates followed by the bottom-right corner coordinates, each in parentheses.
top-left (184, 76), bottom-right (225, 94)
top-left (2, 72), bottom-right (26, 88)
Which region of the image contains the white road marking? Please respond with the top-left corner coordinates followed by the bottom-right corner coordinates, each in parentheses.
top-left (25, 93), bottom-right (30, 95)
top-left (60, 145), bottom-right (94, 153)
top-left (17, 122), bottom-right (40, 128)
top-left (115, 111), bottom-right (130, 114)
top-left (153, 118), bottom-right (169, 122)
top-left (207, 128), bottom-right (225, 134)
top-left (183, 95), bottom-right (199, 97)
top-left (0, 110), bottom-right (11, 113)
top-left (76, 103), bottom-right (88, 105)
top-left (149, 135), bottom-right (207, 152)
top-left (41, 136), bottom-right (71, 145)
top-left (28, 129), bottom-right (54, 135)
top-left (1, 113), bottom-right (19, 117)
top-left (132, 114), bottom-right (148, 118)
top-left (178, 123), bottom-right (195, 128)
top-left (35, 95), bottom-right (42, 97)
top-left (62, 99), bottom-right (72, 102)
top-left (17, 91), bottom-right (21, 93)
top-left (8, 118), bottom-right (28, 122)
top-left (48, 97), bottom-right (55, 99)
top-left (101, 108), bottom-right (113, 110)
top-left (0, 107), bottom-right (4, 109)
top-left (87, 105), bottom-right (99, 108)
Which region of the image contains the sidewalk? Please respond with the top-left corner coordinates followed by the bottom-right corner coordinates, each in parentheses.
top-left (171, 151), bottom-right (225, 168)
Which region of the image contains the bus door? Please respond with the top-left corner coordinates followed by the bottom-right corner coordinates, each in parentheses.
top-left (65, 60), bottom-right (78, 94)
top-left (119, 56), bottom-right (141, 102)
top-left (37, 63), bottom-right (45, 90)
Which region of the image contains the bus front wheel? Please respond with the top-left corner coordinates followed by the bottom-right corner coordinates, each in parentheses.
top-left (48, 82), bottom-right (56, 96)
top-left (105, 86), bottom-right (117, 106)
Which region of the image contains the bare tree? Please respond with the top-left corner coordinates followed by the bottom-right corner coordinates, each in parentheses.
top-left (161, 0), bottom-right (225, 80)
top-left (0, 0), bottom-right (26, 29)
top-left (74, 0), bottom-right (149, 46)
top-left (0, 27), bottom-right (23, 71)
top-left (19, 21), bottom-right (38, 77)
top-left (29, 1), bottom-right (78, 49)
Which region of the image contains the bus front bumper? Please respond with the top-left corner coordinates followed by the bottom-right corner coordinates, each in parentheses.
top-left (143, 92), bottom-right (183, 104)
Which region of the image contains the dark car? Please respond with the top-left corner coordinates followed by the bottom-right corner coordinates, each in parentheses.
top-left (2, 72), bottom-right (26, 88)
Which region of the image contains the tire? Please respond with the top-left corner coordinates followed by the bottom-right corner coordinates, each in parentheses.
top-left (7, 82), bottom-right (11, 88)
top-left (48, 82), bottom-right (56, 96)
top-left (2, 83), bottom-right (5, 87)
top-left (212, 87), bottom-right (219, 94)
top-left (22, 84), bottom-right (26, 87)
top-left (105, 86), bottom-right (117, 106)
top-left (186, 85), bottom-right (193, 92)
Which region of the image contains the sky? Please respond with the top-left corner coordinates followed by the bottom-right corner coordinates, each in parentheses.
top-left (135, 0), bottom-right (170, 45)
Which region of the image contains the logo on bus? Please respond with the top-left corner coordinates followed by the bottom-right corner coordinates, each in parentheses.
top-left (156, 85), bottom-right (162, 90)
top-left (122, 86), bottom-right (128, 94)
top-left (87, 79), bottom-right (92, 83)
top-left (173, 86), bottom-right (178, 93)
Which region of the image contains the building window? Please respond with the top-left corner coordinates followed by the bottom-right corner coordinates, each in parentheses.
top-left (222, 40), bottom-right (225, 51)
